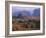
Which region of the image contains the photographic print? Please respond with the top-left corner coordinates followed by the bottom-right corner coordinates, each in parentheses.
top-left (12, 6), bottom-right (40, 31)
top-left (5, 1), bottom-right (45, 37)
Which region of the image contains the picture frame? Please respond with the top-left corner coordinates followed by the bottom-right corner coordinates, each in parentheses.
top-left (5, 1), bottom-right (45, 37)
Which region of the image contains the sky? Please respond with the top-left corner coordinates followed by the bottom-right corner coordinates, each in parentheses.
top-left (12, 6), bottom-right (40, 16)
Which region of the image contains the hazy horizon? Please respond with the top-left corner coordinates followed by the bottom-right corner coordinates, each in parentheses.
top-left (12, 6), bottom-right (40, 16)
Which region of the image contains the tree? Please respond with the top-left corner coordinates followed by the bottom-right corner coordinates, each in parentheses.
top-left (33, 8), bottom-right (40, 16)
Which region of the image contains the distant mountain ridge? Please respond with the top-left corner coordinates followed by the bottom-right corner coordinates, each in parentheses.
top-left (12, 8), bottom-right (40, 16)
